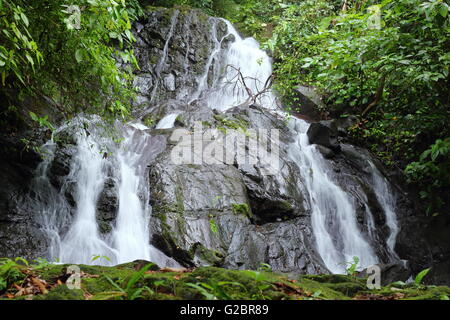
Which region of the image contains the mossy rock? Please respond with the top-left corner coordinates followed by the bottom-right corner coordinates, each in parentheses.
top-left (34, 285), bottom-right (85, 300)
top-left (231, 203), bottom-right (251, 217)
top-left (2, 261), bottom-right (449, 300)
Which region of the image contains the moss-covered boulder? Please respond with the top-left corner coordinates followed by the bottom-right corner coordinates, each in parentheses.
top-left (1, 261), bottom-right (449, 300)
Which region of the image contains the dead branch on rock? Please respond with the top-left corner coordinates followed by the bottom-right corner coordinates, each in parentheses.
top-left (224, 64), bottom-right (274, 107)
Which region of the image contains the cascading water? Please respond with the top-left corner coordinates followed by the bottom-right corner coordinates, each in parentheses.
top-left (188, 18), bottom-right (277, 111)
top-left (208, 20), bottom-right (277, 111)
top-left (33, 118), bottom-right (178, 266)
top-left (58, 127), bottom-right (116, 264)
top-left (155, 113), bottom-right (179, 129)
top-left (30, 16), bottom-right (399, 272)
top-left (288, 120), bottom-right (379, 273)
top-left (195, 19), bottom-right (399, 273)
top-left (369, 161), bottom-right (399, 256)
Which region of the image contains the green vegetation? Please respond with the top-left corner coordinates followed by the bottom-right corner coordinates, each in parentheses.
top-left (1, 259), bottom-right (449, 300)
top-left (231, 203), bottom-right (251, 216)
top-left (341, 256), bottom-right (360, 276)
top-left (3, 0), bottom-right (446, 217)
top-left (0, 0), bottom-right (144, 127)
top-left (414, 268), bottom-right (431, 286)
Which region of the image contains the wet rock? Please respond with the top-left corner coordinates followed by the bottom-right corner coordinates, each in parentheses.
top-left (132, 8), bottom-right (225, 110)
top-left (0, 133), bottom-right (49, 260)
top-left (426, 260), bottom-right (450, 286)
top-left (96, 178), bottom-right (118, 234)
top-left (147, 105), bottom-right (325, 273)
top-left (315, 145), bottom-right (335, 159)
top-left (307, 122), bottom-right (341, 152)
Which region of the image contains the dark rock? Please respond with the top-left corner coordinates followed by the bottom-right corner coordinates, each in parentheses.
top-left (289, 85), bottom-right (326, 121)
top-left (96, 178), bottom-right (118, 234)
top-left (315, 145), bottom-right (335, 159)
top-left (359, 263), bottom-right (410, 286)
top-left (307, 122), bottom-right (341, 152)
top-left (426, 259), bottom-right (450, 285)
top-left (0, 133), bottom-right (49, 260)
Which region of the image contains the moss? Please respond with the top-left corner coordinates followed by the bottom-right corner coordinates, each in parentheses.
top-left (280, 200), bottom-right (294, 211)
top-left (300, 274), bottom-right (365, 284)
top-left (201, 121), bottom-right (212, 128)
top-left (213, 114), bottom-right (248, 132)
top-left (34, 264), bottom-right (67, 284)
top-left (190, 244), bottom-right (224, 266)
top-left (231, 203), bottom-right (251, 217)
top-left (295, 278), bottom-right (351, 300)
top-left (356, 285), bottom-right (450, 300)
top-left (3, 262), bottom-right (450, 300)
top-left (34, 285), bottom-right (85, 300)
top-left (172, 174), bottom-right (186, 215)
top-left (143, 115), bottom-right (155, 127)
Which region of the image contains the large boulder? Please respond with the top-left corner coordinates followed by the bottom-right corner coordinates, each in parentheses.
top-left (289, 85), bottom-right (326, 121)
top-left (147, 105), bottom-right (327, 273)
top-left (307, 122), bottom-right (341, 152)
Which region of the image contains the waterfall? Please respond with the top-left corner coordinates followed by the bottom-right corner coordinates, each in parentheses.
top-left (199, 20), bottom-right (399, 273)
top-left (369, 161), bottom-right (399, 255)
top-left (33, 117), bottom-right (178, 266)
top-left (188, 18), bottom-right (277, 111)
top-left (208, 20), bottom-right (277, 111)
top-left (155, 113), bottom-right (179, 129)
top-left (30, 16), bottom-right (399, 272)
top-left (58, 127), bottom-right (116, 264)
top-left (288, 120), bottom-right (379, 273)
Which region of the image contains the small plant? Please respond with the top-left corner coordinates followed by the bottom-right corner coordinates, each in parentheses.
top-left (29, 111), bottom-right (55, 131)
top-left (340, 256), bottom-right (360, 276)
top-left (258, 262), bottom-right (272, 272)
top-left (241, 270), bottom-right (275, 299)
top-left (102, 263), bottom-right (155, 300)
top-left (209, 218), bottom-right (218, 234)
top-left (91, 255), bottom-right (111, 264)
top-left (414, 268), bottom-right (431, 286)
top-left (231, 203), bottom-right (251, 217)
top-left (32, 258), bottom-right (52, 270)
top-left (186, 280), bottom-right (246, 300)
top-left (0, 257), bottom-right (28, 292)
top-left (305, 290), bottom-right (322, 300)
top-left (152, 279), bottom-right (166, 294)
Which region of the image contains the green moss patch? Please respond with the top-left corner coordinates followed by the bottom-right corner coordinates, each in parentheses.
top-left (1, 259), bottom-right (449, 300)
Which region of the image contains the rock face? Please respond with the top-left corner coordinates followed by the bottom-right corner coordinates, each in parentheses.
top-left (307, 122), bottom-right (341, 152)
top-left (146, 105), bottom-right (326, 273)
top-left (0, 130), bottom-right (49, 260)
top-left (0, 7), bottom-right (448, 285)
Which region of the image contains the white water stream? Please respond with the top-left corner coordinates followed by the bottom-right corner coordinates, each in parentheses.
top-left (32, 17), bottom-right (398, 272)
top-left (34, 118), bottom-right (178, 266)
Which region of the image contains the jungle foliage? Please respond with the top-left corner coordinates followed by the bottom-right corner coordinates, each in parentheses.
top-left (265, 0), bottom-right (449, 216)
top-left (0, 0), bottom-right (144, 123)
